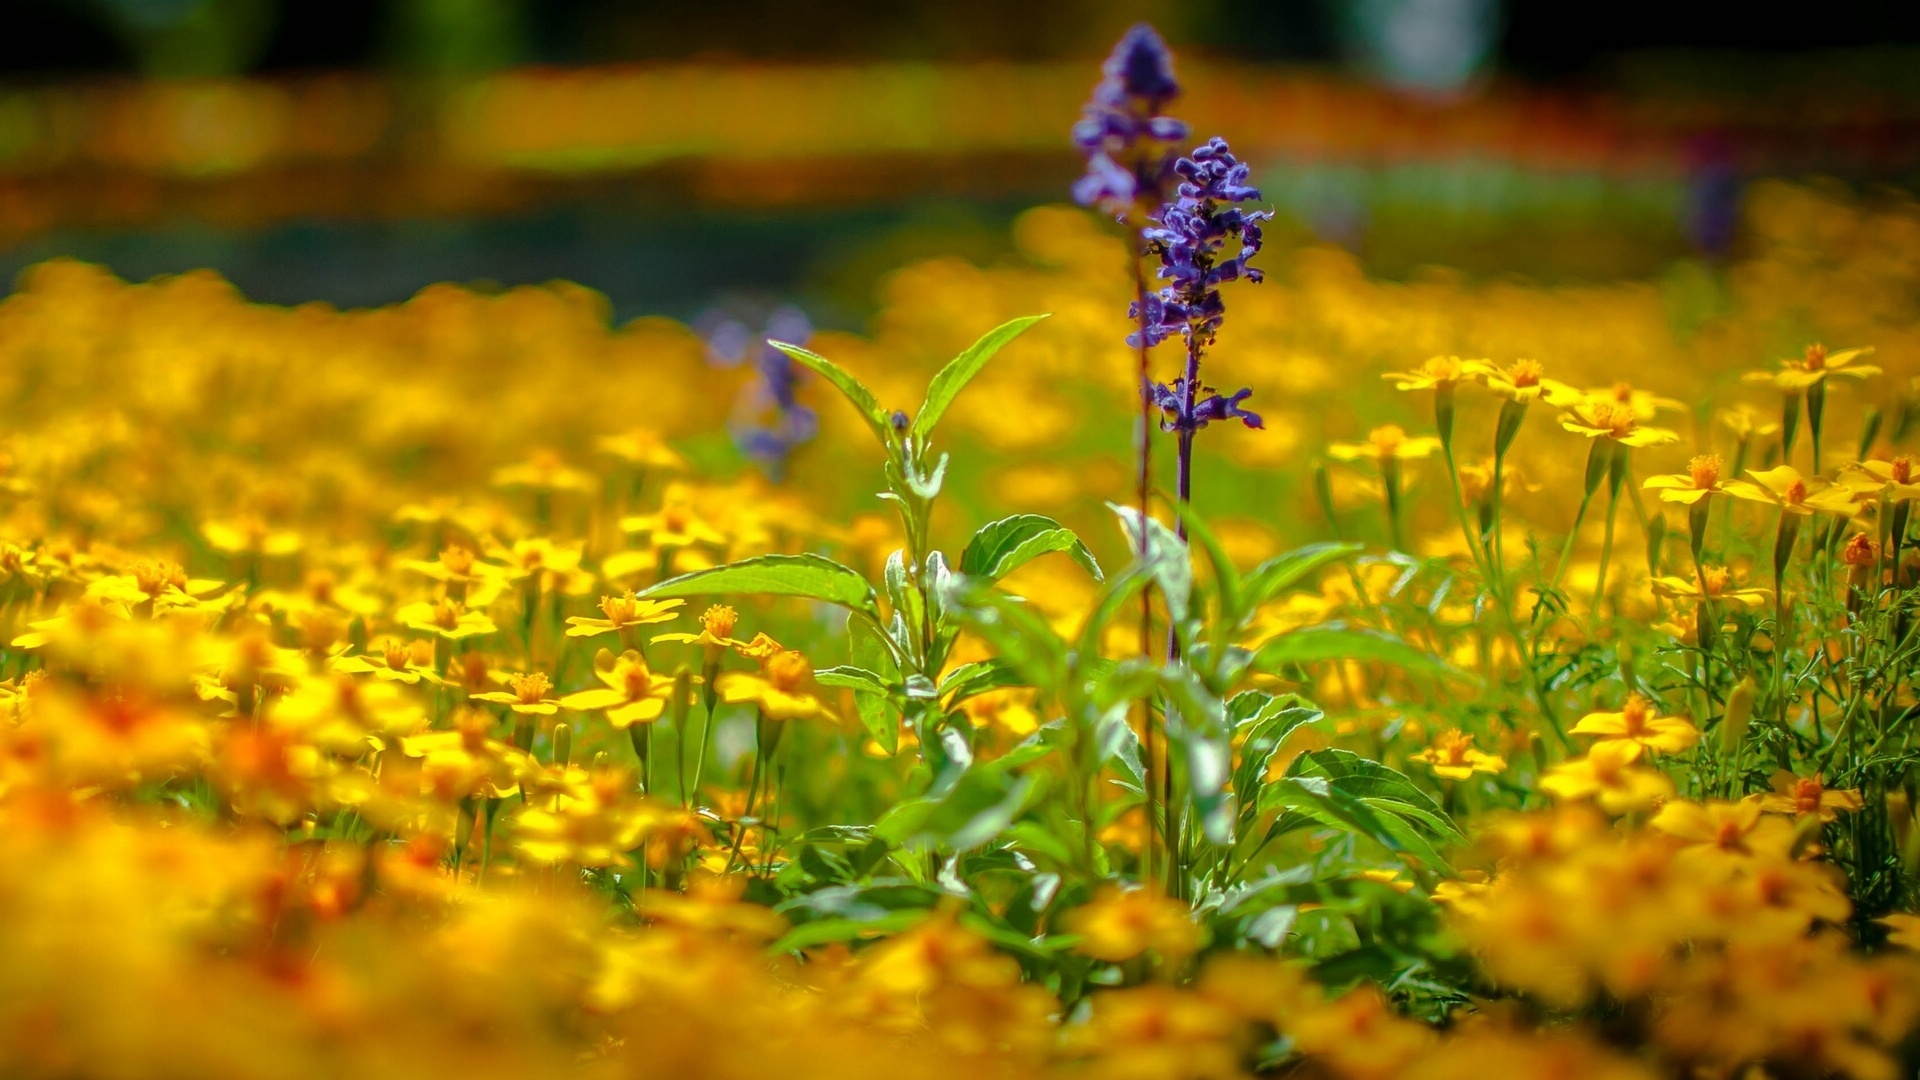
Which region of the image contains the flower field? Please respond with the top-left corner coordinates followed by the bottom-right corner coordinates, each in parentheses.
top-left (4, 25), bottom-right (1920, 1080)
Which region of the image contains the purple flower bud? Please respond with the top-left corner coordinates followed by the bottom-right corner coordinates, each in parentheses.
top-left (1072, 23), bottom-right (1189, 219)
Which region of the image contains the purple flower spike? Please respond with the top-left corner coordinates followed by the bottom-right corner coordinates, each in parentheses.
top-left (1072, 23), bottom-right (1191, 219)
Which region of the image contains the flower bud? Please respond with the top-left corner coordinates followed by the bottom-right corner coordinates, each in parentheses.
top-left (1720, 675), bottom-right (1756, 755)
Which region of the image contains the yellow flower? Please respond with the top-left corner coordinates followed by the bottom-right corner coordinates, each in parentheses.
top-left (622, 489), bottom-right (728, 548)
top-left (651, 603), bottom-right (745, 658)
top-left (717, 649), bottom-right (835, 722)
top-left (332, 638), bottom-right (442, 686)
top-left (1880, 913), bottom-right (1920, 949)
top-left (491, 448), bottom-right (597, 493)
top-left (1718, 402), bottom-right (1782, 441)
top-left (202, 515), bottom-right (303, 558)
top-left (564, 592), bottom-right (684, 639)
top-left (1383, 355), bottom-right (1476, 391)
top-left (1643, 454), bottom-right (1726, 505)
top-left (1838, 455), bottom-right (1920, 502)
top-left (1571, 694), bottom-right (1700, 755)
top-left (394, 597), bottom-right (498, 641)
top-left (1650, 565), bottom-right (1772, 609)
top-left (1742, 342), bottom-right (1880, 391)
top-left (1066, 886), bottom-right (1200, 962)
top-left (1651, 799), bottom-right (1796, 861)
top-left (1754, 770), bottom-right (1863, 823)
top-left (595, 428), bottom-right (688, 471)
top-left (1411, 728), bottom-right (1507, 780)
top-left (471, 671), bottom-right (561, 716)
top-left (1722, 465), bottom-right (1859, 517)
top-left (1327, 424), bottom-right (1442, 463)
top-left (1469, 357), bottom-right (1582, 405)
top-left (558, 649), bottom-right (675, 728)
top-left (1581, 381), bottom-right (1686, 421)
top-left (1539, 740), bottom-right (1674, 813)
top-left (1557, 400), bottom-right (1679, 447)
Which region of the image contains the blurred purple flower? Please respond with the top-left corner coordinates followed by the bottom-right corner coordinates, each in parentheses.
top-left (1072, 23), bottom-right (1191, 218)
top-left (696, 301), bottom-right (818, 477)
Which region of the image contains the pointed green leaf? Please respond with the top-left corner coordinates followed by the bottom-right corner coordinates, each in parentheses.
top-left (960, 514), bottom-right (1102, 583)
top-left (1250, 626), bottom-right (1451, 678)
top-left (642, 553), bottom-right (878, 617)
top-left (768, 340), bottom-right (892, 445)
top-left (1240, 543), bottom-right (1362, 616)
top-left (911, 314), bottom-right (1048, 441)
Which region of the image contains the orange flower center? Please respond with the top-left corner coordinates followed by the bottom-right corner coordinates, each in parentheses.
top-left (407, 640), bottom-right (434, 667)
top-left (1611, 382), bottom-right (1635, 404)
top-left (664, 505), bottom-right (692, 533)
top-left (439, 544), bottom-right (475, 578)
top-left (1714, 818), bottom-right (1748, 851)
top-left (1587, 404), bottom-right (1635, 438)
top-left (1785, 479), bottom-right (1808, 505)
top-left (600, 593), bottom-right (637, 625)
top-left (1700, 565), bottom-right (1731, 597)
top-left (1688, 454), bottom-right (1722, 489)
top-left (1803, 343), bottom-right (1827, 370)
top-left (766, 650), bottom-right (811, 693)
top-left (382, 640), bottom-right (409, 670)
top-left (701, 604), bottom-right (738, 639)
top-left (621, 662), bottom-right (655, 700)
top-left (1620, 696), bottom-right (1651, 736)
top-left (1792, 777), bottom-right (1824, 815)
top-left (1426, 356), bottom-right (1463, 382)
top-left (1368, 425), bottom-right (1407, 455)
top-left (1435, 730), bottom-right (1473, 766)
top-left (1508, 359), bottom-right (1542, 387)
top-left (1842, 534), bottom-right (1878, 568)
top-left (432, 599), bottom-right (465, 629)
top-left (509, 672), bottom-right (552, 705)
top-left (131, 558), bottom-right (187, 597)
top-left (1894, 456), bottom-right (1913, 485)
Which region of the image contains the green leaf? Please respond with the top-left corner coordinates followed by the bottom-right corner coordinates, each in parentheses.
top-left (768, 340), bottom-right (892, 445)
top-left (1291, 749), bottom-right (1463, 842)
top-left (1239, 543), bottom-right (1362, 616)
top-left (1159, 665), bottom-right (1233, 845)
top-left (1250, 627), bottom-right (1451, 679)
top-left (769, 909), bottom-right (927, 954)
top-left (1109, 503), bottom-right (1191, 623)
top-left (938, 658), bottom-right (1022, 704)
top-left (1172, 503), bottom-right (1241, 621)
top-left (911, 314), bottom-right (1048, 441)
top-left (960, 514), bottom-right (1102, 583)
top-left (850, 614), bottom-right (901, 755)
top-left (642, 553), bottom-right (878, 617)
top-left (814, 665), bottom-right (897, 697)
top-left (1227, 692), bottom-right (1326, 814)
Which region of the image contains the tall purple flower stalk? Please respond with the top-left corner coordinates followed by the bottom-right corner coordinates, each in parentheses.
top-left (698, 302), bottom-right (818, 478)
top-left (1074, 22), bottom-right (1190, 890)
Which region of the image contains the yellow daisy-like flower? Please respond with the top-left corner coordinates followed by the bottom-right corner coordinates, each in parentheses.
top-left (471, 671), bottom-right (561, 716)
top-left (1469, 357), bottom-right (1582, 405)
top-left (1582, 381), bottom-right (1687, 421)
top-left (1650, 565), bottom-right (1772, 609)
top-left (1557, 400), bottom-right (1679, 447)
top-left (1066, 886), bottom-right (1200, 963)
top-left (1754, 770), bottom-right (1864, 824)
top-left (1538, 740), bottom-right (1674, 813)
top-left (565, 592), bottom-right (685, 639)
top-left (622, 489), bottom-right (728, 549)
top-left (1718, 402), bottom-right (1782, 441)
top-left (1642, 454), bottom-right (1726, 505)
top-left (595, 428), bottom-right (689, 471)
top-left (491, 449), bottom-right (597, 494)
top-left (1838, 455), bottom-right (1920, 502)
top-left (1411, 729), bottom-right (1507, 780)
top-left (652, 603), bottom-right (745, 660)
top-left (717, 649), bottom-right (836, 722)
top-left (394, 597), bottom-right (497, 641)
top-left (1880, 913), bottom-right (1920, 949)
top-left (1651, 798), bottom-right (1796, 861)
top-left (332, 638), bottom-right (442, 686)
top-left (1382, 355), bottom-right (1476, 391)
top-left (1722, 465), bottom-right (1859, 517)
top-left (1327, 424), bottom-right (1442, 463)
top-left (1570, 694), bottom-right (1699, 756)
top-left (558, 649), bottom-right (675, 728)
top-left (1742, 342), bottom-right (1880, 391)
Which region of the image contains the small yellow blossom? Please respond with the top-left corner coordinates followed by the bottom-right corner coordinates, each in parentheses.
top-left (565, 592), bottom-right (685, 638)
top-left (1557, 400), bottom-right (1679, 447)
top-left (1742, 342), bottom-right (1880, 391)
top-left (1539, 740), bottom-right (1674, 813)
top-left (1722, 465), bottom-right (1859, 516)
top-left (1754, 770), bottom-right (1864, 823)
top-left (1327, 424), bottom-right (1442, 463)
top-left (1571, 694), bottom-right (1700, 756)
top-left (1643, 454), bottom-right (1727, 505)
top-left (558, 649), bottom-right (676, 728)
top-left (717, 649), bottom-right (836, 722)
top-left (1411, 728), bottom-right (1507, 779)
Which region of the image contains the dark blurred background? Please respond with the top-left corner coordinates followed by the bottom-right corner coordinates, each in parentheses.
top-left (4, 0), bottom-right (1920, 323)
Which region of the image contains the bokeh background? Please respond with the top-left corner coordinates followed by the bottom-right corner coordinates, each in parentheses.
top-left (5, 0), bottom-right (1920, 326)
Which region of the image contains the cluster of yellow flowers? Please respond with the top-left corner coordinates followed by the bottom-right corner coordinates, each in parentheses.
top-left (0, 180), bottom-right (1916, 1077)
